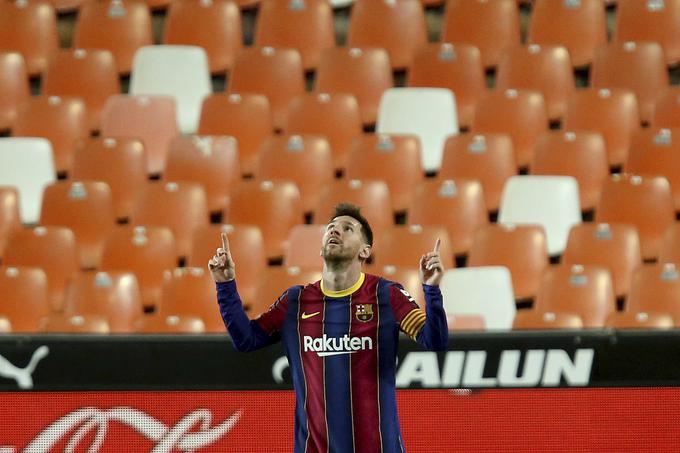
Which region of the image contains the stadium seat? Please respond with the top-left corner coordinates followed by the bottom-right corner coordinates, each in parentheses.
top-left (614, 0), bottom-right (680, 65)
top-left (0, 53), bottom-right (29, 131)
top-left (283, 224), bottom-right (325, 271)
top-left (380, 265), bottom-right (422, 306)
top-left (651, 87), bottom-right (680, 129)
top-left (512, 310), bottom-right (584, 330)
top-left (164, 136), bottom-right (240, 215)
top-left (255, 134), bottom-right (334, 214)
top-left (626, 263), bottom-right (680, 321)
top-left (345, 134), bottom-right (424, 213)
top-left (534, 264), bottom-right (615, 328)
top-left (495, 45), bottom-right (575, 122)
top-left (100, 95), bottom-right (178, 175)
top-left (562, 223), bottom-right (642, 298)
top-left (605, 310), bottom-right (674, 330)
top-left (498, 175), bottom-right (582, 256)
top-left (376, 88), bottom-right (459, 173)
top-left (0, 316), bottom-right (10, 333)
top-left (439, 266), bottom-right (516, 330)
top-left (0, 138), bottom-right (55, 225)
top-left (315, 47), bottom-right (393, 126)
top-left (3, 227), bottom-right (79, 311)
top-left (40, 181), bottom-right (116, 269)
top-left (198, 93), bottom-right (273, 176)
top-left (562, 88), bottom-right (640, 167)
top-left (313, 179), bottom-right (393, 238)
top-left (530, 131), bottom-right (608, 211)
top-left (409, 179), bottom-right (487, 256)
top-left (372, 225), bottom-right (454, 270)
top-left (596, 174), bottom-right (675, 261)
top-left (71, 137), bottom-right (147, 221)
top-left (591, 41), bottom-right (669, 125)
top-left (283, 93), bottom-right (363, 172)
top-left (660, 223), bottom-right (680, 264)
top-left (254, 0), bottom-right (335, 71)
top-left (100, 225), bottom-right (178, 309)
top-left (227, 47), bottom-right (305, 131)
top-left (188, 224), bottom-right (266, 305)
top-left (472, 89), bottom-right (548, 168)
top-left (441, 0), bottom-right (521, 68)
top-left (439, 133), bottom-right (516, 212)
top-left (134, 314), bottom-right (206, 333)
top-left (468, 224), bottom-right (548, 300)
top-left (159, 267), bottom-right (225, 332)
top-left (346, 0), bottom-right (427, 70)
top-left (0, 187), bottom-right (20, 260)
top-left (42, 49), bottom-right (120, 132)
top-left (73, 0), bottom-right (153, 74)
top-left (234, 0), bottom-right (260, 6)
top-left (0, 0), bottom-right (58, 76)
top-left (39, 313), bottom-right (111, 334)
top-left (12, 96), bottom-right (89, 174)
top-left (0, 266), bottom-right (49, 332)
top-left (407, 43), bottom-right (485, 129)
top-left (527, 0), bottom-right (607, 68)
top-left (250, 266), bottom-right (322, 317)
top-left (62, 271), bottom-right (143, 333)
top-left (163, 0), bottom-right (242, 74)
top-left (227, 180), bottom-right (303, 260)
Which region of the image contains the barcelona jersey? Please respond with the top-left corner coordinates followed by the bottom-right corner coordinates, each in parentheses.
top-left (217, 272), bottom-right (448, 453)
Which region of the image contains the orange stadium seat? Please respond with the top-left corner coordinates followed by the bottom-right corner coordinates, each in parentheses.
top-left (283, 93), bottom-right (363, 172)
top-left (0, 187), bottom-right (20, 260)
top-left (159, 267), bottom-right (225, 332)
top-left (62, 271), bottom-right (143, 333)
top-left (133, 314), bottom-right (206, 333)
top-left (496, 45), bottom-right (575, 122)
top-left (651, 87), bottom-right (680, 129)
top-left (605, 310), bottom-right (674, 330)
top-left (39, 181), bottom-right (116, 269)
top-left (527, 0), bottom-right (607, 68)
top-left (71, 137), bottom-right (147, 221)
top-left (0, 53), bottom-right (29, 131)
top-left (228, 47), bottom-right (305, 131)
top-left (100, 225), bottom-right (178, 309)
top-left (198, 93), bottom-right (273, 176)
top-left (409, 179), bottom-right (488, 257)
top-left (227, 180), bottom-right (303, 260)
top-left (130, 182), bottom-right (209, 260)
top-left (254, 0), bottom-right (335, 71)
top-left (533, 264), bottom-right (615, 328)
top-left (407, 43), bottom-right (486, 129)
top-left (283, 224), bottom-right (325, 271)
top-left (164, 136), bottom-right (240, 216)
top-left (346, 0), bottom-right (427, 70)
top-left (472, 89), bottom-right (548, 168)
top-left (101, 95), bottom-right (178, 175)
top-left (3, 227), bottom-right (79, 311)
top-left (562, 223), bottom-right (642, 298)
top-left (372, 225), bottom-right (454, 270)
top-left (615, 0), bottom-right (680, 66)
top-left (513, 310), bottom-right (584, 330)
top-left (0, 266), bottom-right (49, 332)
top-left (250, 266), bottom-right (322, 318)
top-left (447, 314), bottom-right (486, 331)
top-left (439, 133), bottom-right (516, 212)
top-left (563, 88), bottom-right (641, 167)
top-left (468, 224), bottom-right (549, 300)
top-left (313, 179), bottom-right (393, 238)
top-left (591, 41), bottom-right (669, 125)
top-left (660, 223), bottom-right (680, 264)
top-left (345, 134), bottom-right (424, 213)
top-left (42, 49), bottom-right (120, 132)
top-left (39, 313), bottom-right (110, 333)
top-left (0, 0), bottom-right (58, 76)
top-left (188, 224), bottom-right (266, 306)
top-left (315, 47), bottom-right (393, 126)
top-left (235, 0), bottom-right (260, 6)
top-left (12, 96), bottom-right (89, 174)
top-left (163, 0), bottom-right (242, 74)
top-left (530, 130), bottom-right (608, 211)
top-left (626, 263), bottom-right (680, 320)
top-left (442, 0), bottom-right (521, 68)
top-left (255, 134), bottom-right (334, 214)
top-left (380, 265), bottom-right (422, 305)
top-left (73, 0), bottom-right (153, 74)
top-left (596, 174), bottom-right (675, 261)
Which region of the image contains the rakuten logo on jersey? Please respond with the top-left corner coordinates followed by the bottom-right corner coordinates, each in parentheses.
top-left (303, 334), bottom-right (373, 357)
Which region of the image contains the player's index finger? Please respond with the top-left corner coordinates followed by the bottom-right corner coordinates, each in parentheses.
top-left (433, 237), bottom-right (441, 253)
top-left (221, 232), bottom-right (229, 252)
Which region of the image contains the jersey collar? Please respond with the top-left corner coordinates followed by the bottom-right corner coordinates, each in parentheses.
top-left (321, 272), bottom-right (365, 298)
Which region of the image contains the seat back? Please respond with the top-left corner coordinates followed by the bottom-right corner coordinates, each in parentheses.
top-left (0, 266), bottom-right (49, 332)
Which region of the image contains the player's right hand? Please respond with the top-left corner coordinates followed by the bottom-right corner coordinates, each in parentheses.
top-left (208, 232), bottom-right (236, 283)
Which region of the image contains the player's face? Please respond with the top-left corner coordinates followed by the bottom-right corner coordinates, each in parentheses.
top-left (321, 216), bottom-right (370, 263)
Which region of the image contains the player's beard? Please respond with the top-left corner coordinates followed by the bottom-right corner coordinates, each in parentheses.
top-left (322, 243), bottom-right (353, 265)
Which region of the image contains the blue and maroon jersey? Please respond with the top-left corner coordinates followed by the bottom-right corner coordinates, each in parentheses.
top-left (217, 272), bottom-right (448, 453)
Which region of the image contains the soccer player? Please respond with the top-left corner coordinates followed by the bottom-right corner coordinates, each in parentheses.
top-left (209, 203), bottom-right (448, 453)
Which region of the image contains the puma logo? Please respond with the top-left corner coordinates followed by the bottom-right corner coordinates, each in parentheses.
top-left (0, 346), bottom-right (49, 389)
top-left (301, 311), bottom-right (321, 320)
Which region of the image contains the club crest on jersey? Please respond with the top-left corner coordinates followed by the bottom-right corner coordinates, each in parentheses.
top-left (355, 304), bottom-right (374, 322)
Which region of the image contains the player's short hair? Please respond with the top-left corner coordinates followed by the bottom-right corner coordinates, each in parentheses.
top-left (331, 202), bottom-right (373, 246)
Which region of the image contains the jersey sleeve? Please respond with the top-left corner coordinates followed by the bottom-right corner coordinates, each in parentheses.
top-left (389, 283), bottom-right (449, 350)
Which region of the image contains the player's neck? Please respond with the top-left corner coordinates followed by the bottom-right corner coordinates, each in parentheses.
top-left (322, 260), bottom-right (363, 293)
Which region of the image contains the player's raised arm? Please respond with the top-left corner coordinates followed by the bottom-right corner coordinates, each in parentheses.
top-left (208, 233), bottom-right (236, 283)
top-left (419, 238), bottom-right (444, 286)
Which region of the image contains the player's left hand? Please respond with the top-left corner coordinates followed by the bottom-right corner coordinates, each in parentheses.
top-left (419, 238), bottom-right (444, 286)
